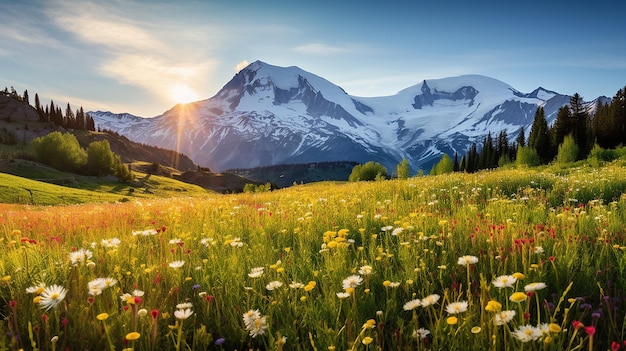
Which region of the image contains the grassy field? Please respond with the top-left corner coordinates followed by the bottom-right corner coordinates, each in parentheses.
top-left (2, 162), bottom-right (626, 350)
top-left (0, 160), bottom-right (214, 205)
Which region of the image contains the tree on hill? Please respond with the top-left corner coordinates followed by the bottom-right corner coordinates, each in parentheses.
top-left (569, 93), bottom-right (592, 159)
top-left (430, 154), bottom-right (454, 175)
top-left (349, 161), bottom-right (388, 181)
top-left (85, 139), bottom-right (116, 176)
top-left (396, 158), bottom-right (410, 179)
top-left (528, 106), bottom-right (551, 163)
top-left (516, 146), bottom-right (540, 167)
top-left (556, 134), bottom-right (579, 164)
top-left (31, 131), bottom-right (87, 172)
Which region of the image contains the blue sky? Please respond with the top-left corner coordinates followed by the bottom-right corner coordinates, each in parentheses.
top-left (1, 0), bottom-right (625, 117)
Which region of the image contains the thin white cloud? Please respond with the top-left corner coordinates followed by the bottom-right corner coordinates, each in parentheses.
top-left (293, 43), bottom-right (352, 55)
top-left (234, 60), bottom-right (250, 73)
top-left (46, 1), bottom-right (217, 106)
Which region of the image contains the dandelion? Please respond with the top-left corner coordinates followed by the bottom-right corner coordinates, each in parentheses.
top-left (471, 326), bottom-right (482, 334)
top-left (420, 294), bottom-right (440, 307)
top-left (457, 255), bottom-right (478, 266)
top-left (412, 328), bottom-right (430, 339)
top-left (445, 301), bottom-right (469, 314)
top-left (485, 300), bottom-right (502, 312)
top-left (512, 272), bottom-right (526, 280)
top-left (362, 319), bottom-right (376, 329)
top-left (362, 336), bottom-right (373, 345)
top-left (512, 325), bottom-right (542, 342)
top-left (447, 316), bottom-right (458, 325)
top-left (494, 310), bottom-right (516, 325)
top-left (342, 275), bottom-right (363, 290)
top-left (174, 308), bottom-right (194, 320)
top-left (125, 332), bottom-right (141, 341)
top-left (492, 275), bottom-right (517, 288)
top-left (548, 323), bottom-right (561, 333)
top-left (38, 285), bottom-right (67, 311)
top-left (266, 281), bottom-right (283, 291)
top-left (403, 299), bottom-right (421, 311)
top-left (510, 292), bottom-right (527, 303)
top-left (96, 313), bottom-right (109, 321)
top-left (248, 267), bottom-right (265, 278)
top-left (524, 282), bottom-right (547, 292)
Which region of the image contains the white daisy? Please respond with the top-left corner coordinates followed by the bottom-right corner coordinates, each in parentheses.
top-left (445, 301), bottom-right (469, 314)
top-left (38, 285), bottom-right (67, 311)
top-left (492, 275), bottom-right (517, 289)
top-left (420, 294), bottom-right (441, 307)
top-left (524, 282), bottom-right (547, 292)
top-left (342, 275), bottom-right (363, 290)
top-left (174, 308), bottom-right (194, 320)
top-left (457, 255), bottom-right (479, 266)
top-left (403, 299), bottom-right (421, 311)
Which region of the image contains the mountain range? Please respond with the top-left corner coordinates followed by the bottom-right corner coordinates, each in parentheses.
top-left (89, 60), bottom-right (608, 173)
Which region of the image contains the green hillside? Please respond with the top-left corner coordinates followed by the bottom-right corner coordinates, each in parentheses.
top-left (0, 160), bottom-right (214, 205)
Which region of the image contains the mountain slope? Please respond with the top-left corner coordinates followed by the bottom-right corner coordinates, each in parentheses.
top-left (89, 60), bottom-right (604, 173)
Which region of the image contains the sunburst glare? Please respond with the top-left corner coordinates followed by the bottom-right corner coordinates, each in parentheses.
top-left (170, 84), bottom-right (199, 104)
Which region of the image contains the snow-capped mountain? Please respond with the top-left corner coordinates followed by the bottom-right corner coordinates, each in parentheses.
top-left (89, 60), bottom-right (602, 173)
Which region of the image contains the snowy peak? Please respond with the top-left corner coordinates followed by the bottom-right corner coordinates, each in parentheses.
top-left (411, 79), bottom-right (479, 109)
top-left (213, 60), bottom-right (364, 127)
top-left (89, 61), bottom-right (608, 174)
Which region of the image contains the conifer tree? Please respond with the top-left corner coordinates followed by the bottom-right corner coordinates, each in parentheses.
top-left (550, 106), bottom-right (571, 155)
top-left (65, 103), bottom-right (76, 129)
top-left (610, 87), bottom-right (626, 145)
top-left (34, 93), bottom-right (45, 121)
top-left (22, 90), bottom-right (29, 105)
top-left (528, 106), bottom-right (551, 163)
top-left (569, 93), bottom-right (591, 159)
top-left (516, 126), bottom-right (526, 148)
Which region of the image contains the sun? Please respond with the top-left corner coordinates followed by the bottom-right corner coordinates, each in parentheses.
top-left (170, 84), bottom-right (199, 104)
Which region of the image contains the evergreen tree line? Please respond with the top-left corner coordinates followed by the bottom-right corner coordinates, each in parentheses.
top-left (440, 87), bottom-right (626, 174)
top-left (2, 86), bottom-right (95, 131)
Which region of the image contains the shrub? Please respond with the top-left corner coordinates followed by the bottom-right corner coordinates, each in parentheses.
top-left (349, 161), bottom-right (388, 181)
top-left (557, 134), bottom-right (579, 164)
top-left (85, 140), bottom-right (116, 176)
top-left (396, 159), bottom-right (410, 179)
top-left (516, 146), bottom-right (540, 167)
top-left (430, 154), bottom-right (453, 175)
top-left (31, 131), bottom-right (86, 171)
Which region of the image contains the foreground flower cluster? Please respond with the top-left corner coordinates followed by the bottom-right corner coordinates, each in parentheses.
top-left (1, 165), bottom-right (626, 350)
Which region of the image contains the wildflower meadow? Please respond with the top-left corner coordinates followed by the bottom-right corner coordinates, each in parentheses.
top-left (3, 163), bottom-right (626, 350)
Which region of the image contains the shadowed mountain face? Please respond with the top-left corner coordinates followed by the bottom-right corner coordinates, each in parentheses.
top-left (90, 60), bottom-right (605, 173)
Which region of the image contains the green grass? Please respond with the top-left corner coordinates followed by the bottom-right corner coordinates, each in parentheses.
top-left (0, 160), bottom-right (214, 205)
top-left (2, 162), bottom-right (626, 350)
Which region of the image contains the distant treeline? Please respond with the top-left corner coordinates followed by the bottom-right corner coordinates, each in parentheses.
top-left (225, 160), bottom-right (358, 173)
top-left (437, 87), bottom-right (626, 174)
top-left (2, 86), bottom-right (95, 131)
